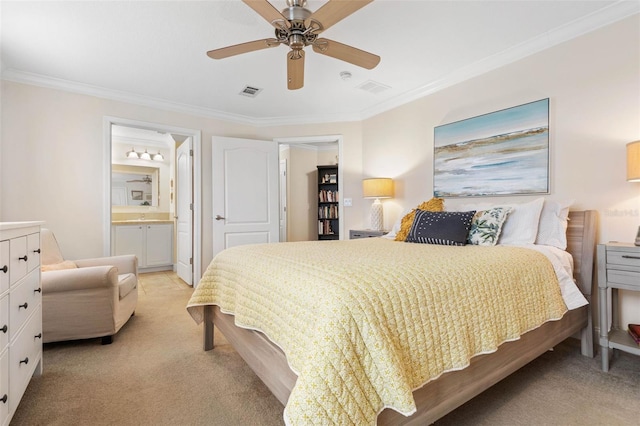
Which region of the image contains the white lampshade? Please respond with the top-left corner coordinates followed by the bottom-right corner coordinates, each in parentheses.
top-left (126, 147), bottom-right (139, 159)
top-left (139, 150), bottom-right (151, 160)
top-left (362, 178), bottom-right (394, 231)
top-left (627, 141), bottom-right (640, 182)
top-left (153, 151), bottom-right (164, 162)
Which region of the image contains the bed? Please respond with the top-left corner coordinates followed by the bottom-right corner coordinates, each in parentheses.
top-left (187, 209), bottom-right (596, 425)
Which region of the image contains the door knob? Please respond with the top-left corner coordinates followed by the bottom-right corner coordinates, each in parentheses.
top-left (215, 215), bottom-right (225, 221)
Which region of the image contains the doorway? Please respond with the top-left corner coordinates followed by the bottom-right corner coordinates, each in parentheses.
top-left (103, 117), bottom-right (203, 286)
top-left (275, 135), bottom-right (342, 242)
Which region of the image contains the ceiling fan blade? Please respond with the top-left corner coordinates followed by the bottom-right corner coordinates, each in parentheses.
top-left (312, 38), bottom-right (380, 69)
top-left (242, 0), bottom-right (290, 29)
top-left (207, 38), bottom-right (281, 59)
top-left (287, 50), bottom-right (305, 90)
top-left (305, 0), bottom-right (373, 33)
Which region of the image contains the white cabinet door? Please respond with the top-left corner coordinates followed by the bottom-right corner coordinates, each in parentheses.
top-left (113, 225), bottom-right (145, 266)
top-left (145, 225), bottom-right (173, 267)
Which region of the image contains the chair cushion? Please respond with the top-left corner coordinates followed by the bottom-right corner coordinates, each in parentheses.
top-left (118, 273), bottom-right (137, 299)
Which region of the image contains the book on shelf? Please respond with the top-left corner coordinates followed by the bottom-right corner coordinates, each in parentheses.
top-left (628, 324), bottom-right (640, 345)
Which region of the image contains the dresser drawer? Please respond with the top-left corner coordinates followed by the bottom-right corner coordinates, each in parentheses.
top-left (9, 270), bottom-right (41, 341)
top-left (26, 232), bottom-right (41, 274)
top-left (0, 295), bottom-right (8, 352)
top-left (607, 250), bottom-right (640, 268)
top-left (607, 269), bottom-right (640, 288)
top-left (0, 241), bottom-right (8, 295)
top-left (0, 349), bottom-right (8, 426)
top-left (9, 237), bottom-right (28, 286)
top-left (9, 305), bottom-right (42, 414)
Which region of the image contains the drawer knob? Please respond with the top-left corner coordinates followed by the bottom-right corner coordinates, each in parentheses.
top-left (33, 248), bottom-right (41, 254)
top-left (18, 255), bottom-right (28, 262)
top-left (0, 394), bottom-right (6, 404)
top-left (34, 287), bottom-right (42, 294)
top-left (19, 357), bottom-right (29, 365)
top-left (1, 265), bottom-right (6, 273)
top-left (34, 333), bottom-right (42, 340)
top-left (18, 302), bottom-right (28, 310)
top-left (1, 324), bottom-right (6, 333)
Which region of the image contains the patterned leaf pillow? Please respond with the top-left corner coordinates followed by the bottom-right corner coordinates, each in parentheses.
top-left (394, 197), bottom-right (444, 241)
top-left (467, 207), bottom-right (513, 246)
top-left (406, 210), bottom-right (476, 246)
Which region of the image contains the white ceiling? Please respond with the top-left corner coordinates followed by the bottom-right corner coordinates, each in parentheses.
top-left (2, 1), bottom-right (638, 126)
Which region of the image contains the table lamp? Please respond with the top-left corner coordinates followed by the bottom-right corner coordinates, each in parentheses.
top-left (627, 140), bottom-right (640, 245)
top-left (363, 178), bottom-right (394, 231)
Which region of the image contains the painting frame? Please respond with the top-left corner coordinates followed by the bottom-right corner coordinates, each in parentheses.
top-left (433, 98), bottom-right (550, 198)
top-left (131, 190), bottom-right (143, 201)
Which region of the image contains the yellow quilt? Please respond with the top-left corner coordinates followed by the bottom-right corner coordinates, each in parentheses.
top-left (187, 238), bottom-right (567, 425)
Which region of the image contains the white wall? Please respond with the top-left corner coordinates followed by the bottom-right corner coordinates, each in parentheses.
top-left (362, 15), bottom-right (640, 326)
top-left (1, 15), bottom-right (637, 323)
top-left (0, 81), bottom-right (363, 270)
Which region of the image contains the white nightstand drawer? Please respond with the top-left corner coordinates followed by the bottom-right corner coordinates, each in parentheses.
top-left (8, 237), bottom-right (28, 287)
top-left (9, 270), bottom-right (41, 341)
top-left (608, 269), bottom-right (640, 288)
top-left (9, 306), bottom-right (42, 414)
top-left (606, 250), bottom-right (640, 268)
top-left (0, 350), bottom-right (8, 426)
top-left (0, 295), bottom-right (8, 352)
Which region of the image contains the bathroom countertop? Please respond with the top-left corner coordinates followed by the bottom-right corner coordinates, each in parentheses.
top-left (112, 220), bottom-right (174, 225)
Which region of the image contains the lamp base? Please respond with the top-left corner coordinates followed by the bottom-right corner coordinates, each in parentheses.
top-left (370, 199), bottom-right (384, 231)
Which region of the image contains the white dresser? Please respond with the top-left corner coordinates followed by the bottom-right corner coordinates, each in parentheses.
top-left (0, 221), bottom-right (43, 426)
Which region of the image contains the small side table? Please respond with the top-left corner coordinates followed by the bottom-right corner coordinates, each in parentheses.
top-left (597, 242), bottom-right (640, 372)
top-left (349, 229), bottom-right (386, 239)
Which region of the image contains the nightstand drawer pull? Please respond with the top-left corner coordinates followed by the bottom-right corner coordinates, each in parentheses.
top-left (621, 255), bottom-right (640, 260)
top-left (18, 302), bottom-right (28, 310)
top-left (34, 333), bottom-right (42, 340)
top-left (1, 394), bottom-right (6, 404)
top-left (18, 255), bottom-right (28, 262)
top-left (19, 357), bottom-right (29, 365)
top-left (1, 324), bottom-right (6, 333)
top-left (1, 265), bottom-right (7, 273)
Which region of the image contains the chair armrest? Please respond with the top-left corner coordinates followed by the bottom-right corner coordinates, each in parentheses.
top-left (42, 265), bottom-right (118, 294)
top-left (74, 255), bottom-right (138, 275)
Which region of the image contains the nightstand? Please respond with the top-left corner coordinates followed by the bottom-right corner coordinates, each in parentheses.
top-left (597, 242), bottom-right (640, 372)
top-left (349, 229), bottom-right (386, 239)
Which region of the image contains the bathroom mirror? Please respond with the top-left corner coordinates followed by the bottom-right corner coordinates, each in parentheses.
top-left (111, 164), bottom-right (159, 207)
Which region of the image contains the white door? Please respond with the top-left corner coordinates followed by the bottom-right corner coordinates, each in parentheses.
top-left (279, 159), bottom-right (288, 242)
top-left (176, 138), bottom-right (193, 284)
top-left (212, 136), bottom-right (279, 257)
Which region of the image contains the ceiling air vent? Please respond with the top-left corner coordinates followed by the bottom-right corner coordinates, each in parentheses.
top-left (356, 80), bottom-right (391, 95)
top-left (239, 85), bottom-right (263, 98)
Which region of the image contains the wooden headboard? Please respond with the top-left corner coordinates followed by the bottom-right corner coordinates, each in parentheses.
top-left (566, 209), bottom-right (597, 358)
top-left (566, 210), bottom-right (598, 297)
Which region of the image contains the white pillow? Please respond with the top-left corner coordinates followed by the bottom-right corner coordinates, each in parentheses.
top-left (498, 197), bottom-right (545, 245)
top-left (535, 199), bottom-right (573, 249)
top-left (383, 208), bottom-right (411, 239)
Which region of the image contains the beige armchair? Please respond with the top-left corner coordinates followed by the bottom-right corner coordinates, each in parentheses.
top-left (40, 228), bottom-right (138, 344)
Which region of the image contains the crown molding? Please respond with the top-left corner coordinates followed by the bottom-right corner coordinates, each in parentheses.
top-left (2, 1), bottom-right (637, 127)
top-left (359, 1), bottom-right (640, 120)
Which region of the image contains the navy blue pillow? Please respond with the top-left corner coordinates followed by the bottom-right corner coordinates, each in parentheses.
top-left (406, 210), bottom-right (476, 246)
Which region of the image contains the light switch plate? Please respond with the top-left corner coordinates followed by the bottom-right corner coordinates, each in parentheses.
top-left (343, 198), bottom-right (352, 207)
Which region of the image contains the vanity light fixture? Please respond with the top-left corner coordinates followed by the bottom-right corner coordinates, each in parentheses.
top-left (153, 151), bottom-right (165, 162)
top-left (139, 150), bottom-right (151, 160)
top-left (126, 147), bottom-right (139, 159)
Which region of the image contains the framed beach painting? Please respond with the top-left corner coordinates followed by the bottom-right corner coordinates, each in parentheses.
top-left (434, 98), bottom-right (549, 197)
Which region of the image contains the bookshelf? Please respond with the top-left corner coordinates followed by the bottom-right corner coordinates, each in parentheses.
top-left (317, 165), bottom-right (339, 240)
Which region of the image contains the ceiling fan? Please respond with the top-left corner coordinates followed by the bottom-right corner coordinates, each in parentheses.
top-left (207, 0), bottom-right (380, 90)
top-left (127, 175), bottom-right (152, 184)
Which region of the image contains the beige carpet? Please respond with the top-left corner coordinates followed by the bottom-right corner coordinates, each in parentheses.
top-left (11, 271), bottom-right (639, 425)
